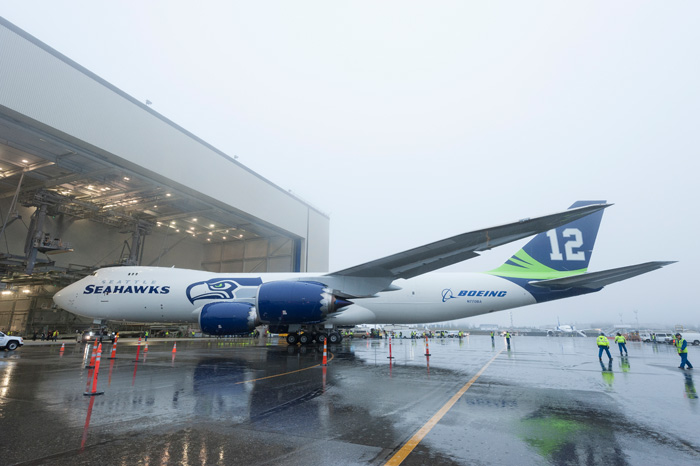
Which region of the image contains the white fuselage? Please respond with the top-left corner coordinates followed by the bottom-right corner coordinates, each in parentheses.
top-left (53, 266), bottom-right (537, 326)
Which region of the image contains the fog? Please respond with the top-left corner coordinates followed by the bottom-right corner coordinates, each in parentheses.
top-left (2, 2), bottom-right (698, 328)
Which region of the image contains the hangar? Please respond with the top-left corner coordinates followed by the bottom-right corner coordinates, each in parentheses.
top-left (0, 17), bottom-right (329, 335)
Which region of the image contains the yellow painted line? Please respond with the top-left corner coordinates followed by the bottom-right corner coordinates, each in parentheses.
top-left (234, 351), bottom-right (334, 385)
top-left (385, 349), bottom-right (504, 466)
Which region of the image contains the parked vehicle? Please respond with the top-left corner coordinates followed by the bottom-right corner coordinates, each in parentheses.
top-left (77, 329), bottom-right (115, 343)
top-left (680, 332), bottom-right (700, 346)
top-left (0, 331), bottom-right (23, 350)
top-left (653, 333), bottom-right (674, 344)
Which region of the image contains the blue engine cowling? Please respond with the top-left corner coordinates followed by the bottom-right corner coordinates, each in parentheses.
top-left (256, 281), bottom-right (350, 324)
top-left (199, 302), bottom-right (259, 335)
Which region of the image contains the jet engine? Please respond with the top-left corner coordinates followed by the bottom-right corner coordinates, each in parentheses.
top-left (199, 302), bottom-right (259, 335)
top-left (256, 281), bottom-right (351, 324)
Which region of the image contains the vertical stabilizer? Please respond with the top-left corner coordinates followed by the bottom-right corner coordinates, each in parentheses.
top-left (488, 201), bottom-right (606, 280)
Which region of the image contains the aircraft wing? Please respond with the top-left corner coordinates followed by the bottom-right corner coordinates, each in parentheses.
top-left (528, 261), bottom-right (676, 290)
top-left (314, 203), bottom-right (611, 298)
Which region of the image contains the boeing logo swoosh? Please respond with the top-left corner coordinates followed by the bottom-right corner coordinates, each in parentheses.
top-left (442, 289), bottom-right (456, 302)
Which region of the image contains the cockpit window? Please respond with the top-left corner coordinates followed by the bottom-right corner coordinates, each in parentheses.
top-left (90, 272), bottom-right (98, 276)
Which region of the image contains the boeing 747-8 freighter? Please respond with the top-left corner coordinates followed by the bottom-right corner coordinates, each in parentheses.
top-left (53, 201), bottom-right (674, 344)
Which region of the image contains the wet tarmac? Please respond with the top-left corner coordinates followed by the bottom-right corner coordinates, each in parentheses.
top-left (1, 336), bottom-right (698, 465)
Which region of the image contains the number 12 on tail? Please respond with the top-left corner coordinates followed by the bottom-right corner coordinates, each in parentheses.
top-left (547, 228), bottom-right (585, 261)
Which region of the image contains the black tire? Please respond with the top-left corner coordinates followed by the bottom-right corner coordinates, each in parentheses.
top-left (693, 340), bottom-right (700, 346)
top-left (286, 333), bottom-right (299, 345)
top-left (6, 341), bottom-right (19, 351)
top-left (316, 333), bottom-right (327, 344)
top-left (299, 333), bottom-right (311, 345)
top-left (329, 332), bottom-right (342, 344)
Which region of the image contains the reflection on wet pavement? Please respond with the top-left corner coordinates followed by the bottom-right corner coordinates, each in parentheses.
top-left (0, 336), bottom-right (698, 465)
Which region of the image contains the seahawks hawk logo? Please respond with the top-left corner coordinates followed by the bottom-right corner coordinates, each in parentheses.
top-left (186, 277), bottom-right (262, 304)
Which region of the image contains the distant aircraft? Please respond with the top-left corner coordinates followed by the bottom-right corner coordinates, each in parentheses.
top-left (53, 201), bottom-right (674, 345)
top-left (547, 317), bottom-right (587, 337)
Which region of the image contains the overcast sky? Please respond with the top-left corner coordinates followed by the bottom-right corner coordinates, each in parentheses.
top-left (2, 2), bottom-right (698, 328)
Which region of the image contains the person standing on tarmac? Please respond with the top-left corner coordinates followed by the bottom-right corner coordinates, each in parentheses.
top-left (490, 331), bottom-right (495, 344)
top-left (614, 332), bottom-right (628, 356)
top-left (597, 332), bottom-right (613, 361)
top-left (505, 331), bottom-right (511, 348)
top-left (675, 333), bottom-right (694, 369)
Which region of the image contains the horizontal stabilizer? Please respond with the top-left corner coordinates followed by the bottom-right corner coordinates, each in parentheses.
top-left (528, 261), bottom-right (676, 290)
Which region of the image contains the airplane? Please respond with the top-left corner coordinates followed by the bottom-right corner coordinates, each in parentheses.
top-left (546, 317), bottom-right (587, 337)
top-left (53, 201), bottom-right (675, 345)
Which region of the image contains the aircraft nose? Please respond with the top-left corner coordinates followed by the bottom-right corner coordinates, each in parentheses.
top-left (53, 282), bottom-right (79, 311)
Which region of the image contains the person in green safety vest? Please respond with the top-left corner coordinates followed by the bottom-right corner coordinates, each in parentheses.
top-left (505, 331), bottom-right (511, 348)
top-left (614, 332), bottom-right (628, 357)
top-left (490, 331), bottom-right (495, 344)
top-left (144, 330), bottom-right (149, 342)
top-left (675, 333), bottom-right (694, 369)
top-left (597, 332), bottom-right (612, 361)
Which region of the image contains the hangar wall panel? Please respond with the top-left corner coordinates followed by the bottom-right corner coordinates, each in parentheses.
top-left (306, 209), bottom-right (331, 272)
top-left (223, 242), bottom-right (245, 262)
top-left (201, 237), bottom-right (294, 274)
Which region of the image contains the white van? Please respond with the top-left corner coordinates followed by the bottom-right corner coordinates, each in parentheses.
top-left (680, 332), bottom-right (700, 346)
top-left (649, 332), bottom-right (674, 343)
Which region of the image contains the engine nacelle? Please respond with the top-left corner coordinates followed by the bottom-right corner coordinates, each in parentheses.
top-left (199, 302), bottom-right (259, 335)
top-left (256, 281), bottom-right (350, 324)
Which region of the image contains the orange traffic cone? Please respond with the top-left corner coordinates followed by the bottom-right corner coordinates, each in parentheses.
top-left (172, 342), bottom-right (177, 353)
top-left (144, 342), bottom-right (148, 353)
top-left (84, 343), bottom-right (104, 396)
top-left (322, 339), bottom-right (328, 366)
top-left (60, 343), bottom-right (65, 352)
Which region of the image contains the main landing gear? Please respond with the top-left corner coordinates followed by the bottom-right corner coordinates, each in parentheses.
top-left (286, 330), bottom-right (343, 345)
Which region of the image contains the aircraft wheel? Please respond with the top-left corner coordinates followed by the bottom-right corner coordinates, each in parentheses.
top-left (316, 333), bottom-right (327, 344)
top-left (329, 332), bottom-right (342, 344)
top-left (286, 333), bottom-right (299, 345)
top-left (299, 333), bottom-right (312, 345)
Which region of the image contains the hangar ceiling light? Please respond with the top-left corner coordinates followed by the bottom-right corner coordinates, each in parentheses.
top-left (0, 113), bottom-right (281, 250)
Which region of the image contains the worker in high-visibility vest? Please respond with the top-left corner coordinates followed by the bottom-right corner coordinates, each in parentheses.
top-left (675, 333), bottom-right (694, 370)
top-left (597, 332), bottom-right (612, 361)
top-left (505, 331), bottom-right (511, 348)
top-left (614, 332), bottom-right (628, 357)
top-left (490, 331), bottom-right (495, 344)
